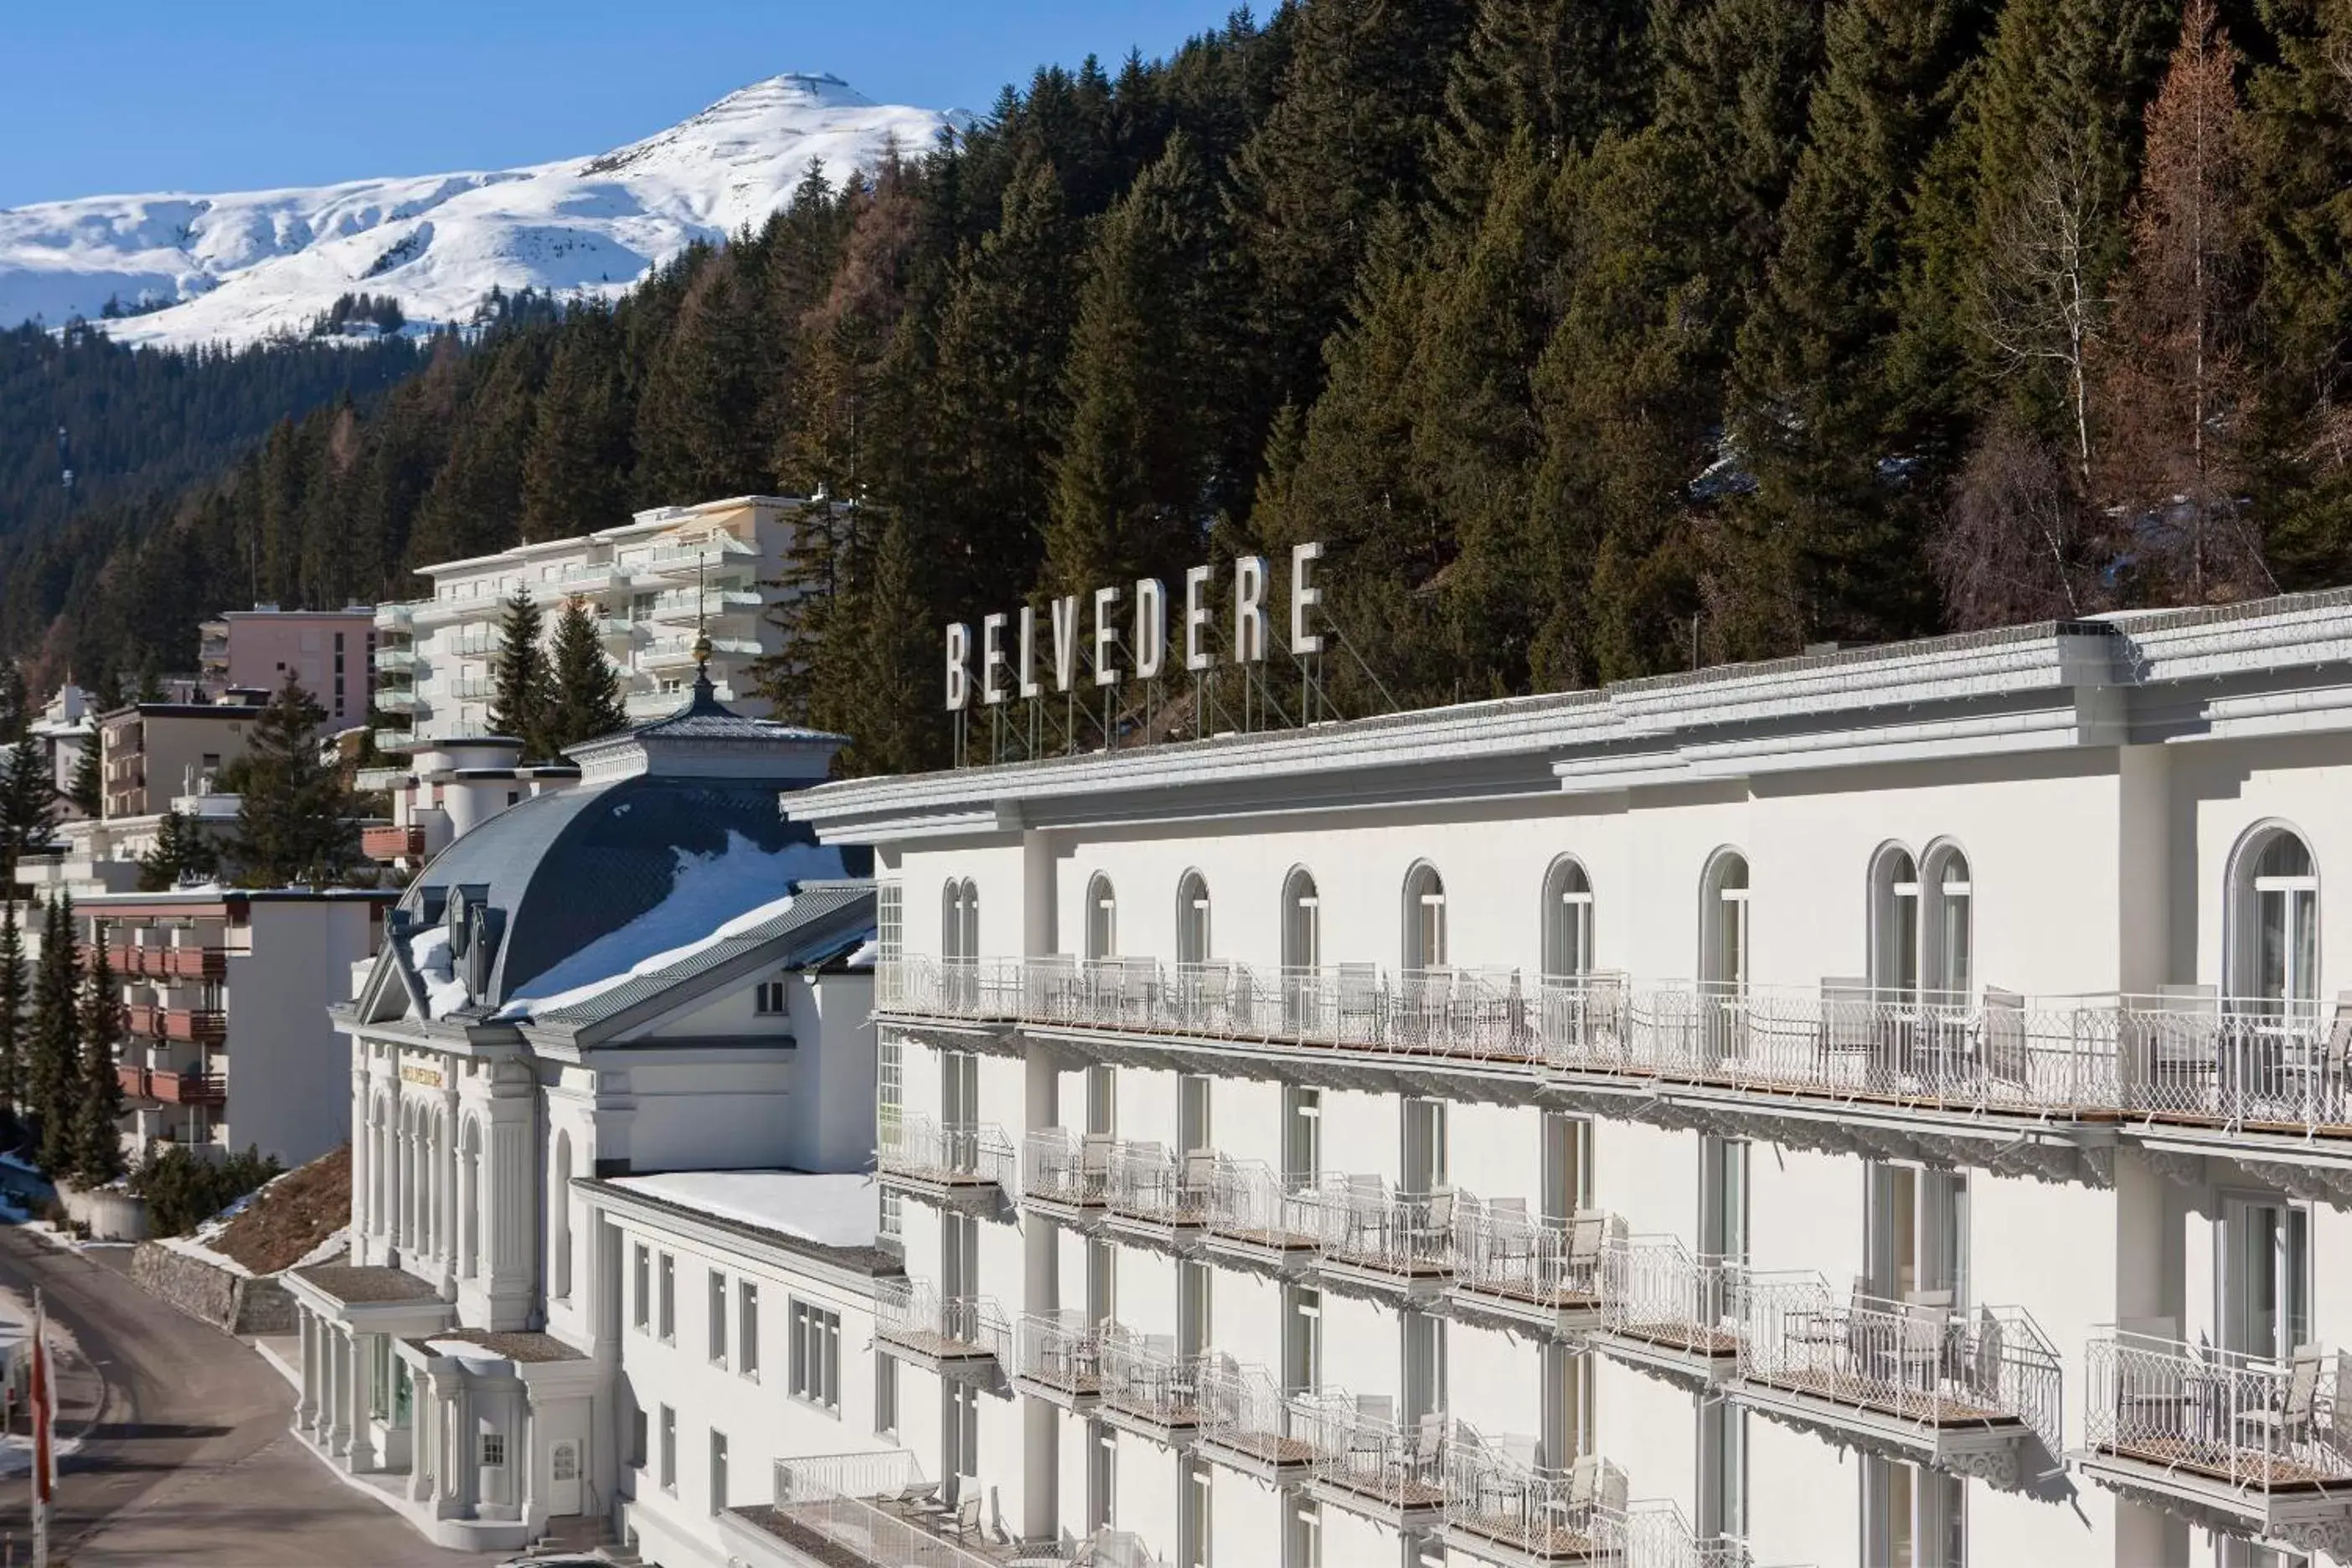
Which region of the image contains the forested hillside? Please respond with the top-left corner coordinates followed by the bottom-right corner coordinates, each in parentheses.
top-left (13, 0), bottom-right (2352, 776)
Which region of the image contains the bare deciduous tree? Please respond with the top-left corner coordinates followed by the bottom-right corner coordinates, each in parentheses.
top-left (1932, 414), bottom-right (2102, 628)
top-left (1975, 123), bottom-right (2107, 489)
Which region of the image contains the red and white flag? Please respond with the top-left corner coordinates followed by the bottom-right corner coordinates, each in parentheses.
top-left (30, 1288), bottom-right (54, 1565)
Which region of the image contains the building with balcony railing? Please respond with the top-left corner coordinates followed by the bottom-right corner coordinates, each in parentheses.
top-left (373, 494), bottom-right (819, 746)
top-left (197, 603), bottom-right (378, 730)
top-left (791, 587), bottom-right (2352, 1568)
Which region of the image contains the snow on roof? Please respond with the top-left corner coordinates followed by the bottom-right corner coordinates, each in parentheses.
top-left (493, 831), bottom-right (840, 1019)
top-left (605, 1170), bottom-right (878, 1250)
top-left (406, 923), bottom-right (470, 1019)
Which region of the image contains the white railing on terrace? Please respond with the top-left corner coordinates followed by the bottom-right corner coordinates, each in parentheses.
top-left (1445, 1434), bottom-right (1627, 1561)
top-left (1739, 1277), bottom-right (2063, 1455)
top-left (1104, 1142), bottom-right (1215, 1228)
top-left (878, 1114), bottom-right (1017, 1190)
top-left (766, 1451), bottom-right (1168, 1567)
top-left (1453, 1199), bottom-right (1615, 1310)
top-left (1600, 1236), bottom-right (1747, 1356)
top-left (1195, 1358), bottom-right (1331, 1468)
top-left (1023, 1127), bottom-right (1110, 1209)
top-left (1014, 1310), bottom-right (1101, 1400)
top-left (879, 958), bottom-right (2352, 1134)
top-left (874, 1279), bottom-right (1007, 1359)
top-left (1201, 1158), bottom-right (1322, 1251)
top-left (2085, 1333), bottom-right (2352, 1493)
top-left (1300, 1393), bottom-right (1449, 1513)
top-left (1098, 1328), bottom-right (1204, 1428)
top-left (1309, 1175), bottom-right (1455, 1279)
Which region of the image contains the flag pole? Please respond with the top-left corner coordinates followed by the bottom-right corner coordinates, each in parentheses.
top-left (29, 1289), bottom-right (48, 1568)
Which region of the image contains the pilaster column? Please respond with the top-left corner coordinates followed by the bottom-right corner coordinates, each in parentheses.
top-left (346, 1329), bottom-right (374, 1472)
top-left (408, 1370), bottom-right (438, 1503)
top-left (295, 1311), bottom-right (317, 1435)
top-left (436, 1380), bottom-right (467, 1509)
top-left (325, 1330), bottom-right (348, 1457)
top-left (440, 1086), bottom-right (461, 1282)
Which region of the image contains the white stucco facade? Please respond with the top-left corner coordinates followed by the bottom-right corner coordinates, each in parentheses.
top-left (790, 591), bottom-right (2352, 1568)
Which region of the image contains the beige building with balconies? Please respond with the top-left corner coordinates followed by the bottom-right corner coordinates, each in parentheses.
top-left (96, 694), bottom-right (266, 819)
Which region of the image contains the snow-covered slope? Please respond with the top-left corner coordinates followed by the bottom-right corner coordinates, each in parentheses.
top-left (0, 73), bottom-right (955, 350)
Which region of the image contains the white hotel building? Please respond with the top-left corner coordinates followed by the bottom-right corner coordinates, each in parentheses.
top-left (374, 495), bottom-right (810, 743)
top-left (781, 591), bottom-right (2352, 1568)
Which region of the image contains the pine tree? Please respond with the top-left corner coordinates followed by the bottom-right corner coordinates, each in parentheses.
top-left (137, 810), bottom-right (220, 892)
top-left (486, 585), bottom-right (554, 756)
top-left (30, 897), bottom-right (79, 1175)
top-left (0, 665), bottom-right (26, 743)
top-left (0, 903), bottom-right (23, 1133)
top-left (231, 673), bottom-right (359, 886)
top-left (1433, 0), bottom-right (1655, 215)
top-left (632, 246), bottom-right (773, 505)
top-left (519, 306), bottom-right (634, 544)
top-left (73, 931), bottom-right (125, 1184)
top-left (0, 739), bottom-right (56, 887)
top-left (544, 596), bottom-right (628, 754)
top-left (64, 733), bottom-right (101, 818)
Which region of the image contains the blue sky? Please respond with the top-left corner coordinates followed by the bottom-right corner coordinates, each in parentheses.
top-left (0, 1), bottom-right (1246, 208)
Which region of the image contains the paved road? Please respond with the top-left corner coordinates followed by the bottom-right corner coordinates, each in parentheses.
top-left (0, 1225), bottom-right (505, 1567)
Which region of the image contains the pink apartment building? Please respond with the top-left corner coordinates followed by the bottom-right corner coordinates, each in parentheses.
top-left (199, 605), bottom-right (377, 729)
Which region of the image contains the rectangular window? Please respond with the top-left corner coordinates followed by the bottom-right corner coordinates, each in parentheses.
top-left (1183, 1458), bottom-right (1212, 1568)
top-left (788, 1299), bottom-right (841, 1411)
top-left (1700, 1136), bottom-right (1750, 1265)
top-left (709, 1270), bottom-right (727, 1365)
top-left (630, 1406), bottom-right (647, 1469)
top-left (1087, 1420), bottom-right (1117, 1531)
top-left (632, 1244), bottom-right (650, 1329)
top-left (659, 1405), bottom-right (676, 1492)
top-left (754, 980), bottom-right (790, 1014)
top-left (1282, 1497), bottom-right (1320, 1568)
top-left (879, 1189), bottom-right (903, 1251)
top-left (709, 1430), bottom-right (729, 1515)
top-left (875, 1354), bottom-right (899, 1436)
top-left (739, 1280), bottom-right (760, 1378)
top-left (1699, 1400), bottom-right (1748, 1540)
top-left (480, 1432), bottom-right (505, 1467)
top-left (877, 881), bottom-right (903, 962)
top-left (658, 1252), bottom-right (675, 1341)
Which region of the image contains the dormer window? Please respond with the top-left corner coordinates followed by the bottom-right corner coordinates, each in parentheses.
top-left (755, 980), bottom-right (789, 1015)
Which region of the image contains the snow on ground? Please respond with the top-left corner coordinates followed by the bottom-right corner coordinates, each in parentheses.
top-left (2, 73), bottom-right (963, 350)
top-left (494, 833), bottom-right (845, 1019)
top-left (606, 1170), bottom-right (877, 1248)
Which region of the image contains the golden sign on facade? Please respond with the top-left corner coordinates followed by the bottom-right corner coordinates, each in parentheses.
top-left (400, 1063), bottom-right (444, 1090)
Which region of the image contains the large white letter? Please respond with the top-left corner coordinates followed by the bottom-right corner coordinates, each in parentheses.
top-left (945, 623), bottom-right (972, 712)
top-left (1094, 586), bottom-right (1122, 688)
top-left (1234, 554), bottom-right (1269, 663)
top-left (1290, 541), bottom-right (1325, 655)
top-left (1050, 596), bottom-right (1082, 693)
top-left (981, 612), bottom-right (1008, 705)
top-left (1184, 565), bottom-right (1214, 672)
top-left (1017, 606), bottom-right (1042, 700)
top-left (1133, 579), bottom-right (1167, 680)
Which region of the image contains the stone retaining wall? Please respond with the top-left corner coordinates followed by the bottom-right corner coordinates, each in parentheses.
top-left (127, 1242), bottom-right (297, 1336)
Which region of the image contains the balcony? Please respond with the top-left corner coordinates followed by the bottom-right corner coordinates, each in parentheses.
top-left (1594, 1237), bottom-right (1744, 1382)
top-left (361, 825), bottom-right (426, 860)
top-left (873, 1279), bottom-right (1005, 1381)
top-left (1097, 1329), bottom-right (1205, 1445)
top-left (639, 537), bottom-right (756, 578)
top-left (644, 586), bottom-right (761, 623)
top-left (1020, 1128), bottom-right (1109, 1224)
top-left (1199, 1158), bottom-right (1322, 1274)
top-left (1442, 1438), bottom-right (1626, 1566)
top-left (1733, 1277), bottom-right (2061, 1487)
top-left (376, 690), bottom-right (422, 714)
top-left (1308, 1175), bottom-right (1455, 1300)
top-left (1300, 1392), bottom-right (1448, 1527)
top-left (1009, 1310), bottom-right (1101, 1410)
top-left (738, 1451), bottom-right (1169, 1568)
top-left (2076, 1333), bottom-right (2352, 1552)
top-left (116, 1067), bottom-right (225, 1107)
top-left (374, 601), bottom-right (419, 631)
top-left (1447, 1200), bottom-right (1612, 1336)
top-left (642, 634), bottom-right (761, 672)
top-left (374, 647), bottom-right (419, 673)
top-left (877, 1114), bottom-right (1016, 1206)
top-left (1194, 1360), bottom-right (1327, 1482)
top-left (1101, 1142), bottom-right (1212, 1250)
top-left (89, 943), bottom-right (226, 982)
top-left (123, 1006), bottom-right (227, 1044)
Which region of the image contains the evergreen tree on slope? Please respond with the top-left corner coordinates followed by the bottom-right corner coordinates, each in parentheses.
top-left (544, 596), bottom-right (628, 754)
top-left (30, 897), bottom-right (79, 1174)
top-left (0, 903), bottom-right (23, 1134)
top-left (231, 673), bottom-right (359, 887)
top-left (486, 586), bottom-right (554, 758)
top-left (74, 932), bottom-right (125, 1184)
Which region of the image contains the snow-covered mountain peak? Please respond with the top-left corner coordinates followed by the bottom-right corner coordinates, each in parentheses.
top-left (0, 75), bottom-right (957, 351)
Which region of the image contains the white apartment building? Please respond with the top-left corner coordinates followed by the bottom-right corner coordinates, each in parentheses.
top-left (375, 496), bottom-right (813, 745)
top-left (781, 589), bottom-right (2352, 1568)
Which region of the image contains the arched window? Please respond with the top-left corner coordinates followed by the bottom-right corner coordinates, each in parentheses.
top-left (1176, 872), bottom-right (1212, 970)
top-left (1542, 859), bottom-right (1595, 981)
top-left (1700, 851), bottom-right (1751, 996)
top-left (1402, 864), bottom-right (1447, 972)
top-left (1869, 845), bottom-right (1921, 998)
top-left (1922, 846), bottom-right (1973, 1003)
top-left (552, 1130), bottom-right (574, 1301)
top-left (942, 879), bottom-right (979, 962)
top-left (2231, 826), bottom-right (2318, 1008)
top-left (1086, 874), bottom-right (1118, 962)
top-left (1282, 869), bottom-right (1321, 973)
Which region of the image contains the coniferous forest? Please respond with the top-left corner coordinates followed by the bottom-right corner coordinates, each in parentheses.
top-left (10, 0), bottom-right (2352, 776)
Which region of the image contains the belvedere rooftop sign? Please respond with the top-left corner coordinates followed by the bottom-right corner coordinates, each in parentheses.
top-left (945, 542), bottom-right (1324, 712)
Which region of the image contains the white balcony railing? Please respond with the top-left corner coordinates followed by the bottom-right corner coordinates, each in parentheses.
top-left (1739, 1277), bottom-right (2064, 1456)
top-left (1195, 1358), bottom-right (1329, 1472)
top-left (1452, 1197), bottom-right (1613, 1313)
top-left (1013, 1309), bottom-right (1101, 1401)
top-left (2084, 1333), bottom-right (2352, 1493)
top-left (1599, 1236), bottom-right (1747, 1359)
top-left (874, 1279), bottom-right (1006, 1364)
top-left (1309, 1175), bottom-right (1455, 1283)
top-left (1022, 1128), bottom-right (1110, 1211)
top-left (1201, 1158), bottom-right (1323, 1256)
top-left (1301, 1392), bottom-right (1448, 1515)
top-left (1104, 1142), bottom-right (1215, 1230)
top-left (878, 957), bottom-right (2352, 1138)
top-left (877, 1114), bottom-right (1016, 1193)
top-left (763, 1452), bottom-right (1169, 1567)
top-left (1099, 1328), bottom-right (1204, 1431)
top-left (1444, 1436), bottom-right (1627, 1563)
